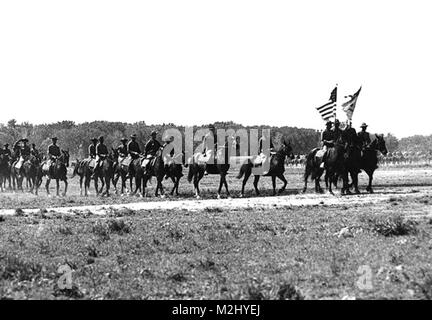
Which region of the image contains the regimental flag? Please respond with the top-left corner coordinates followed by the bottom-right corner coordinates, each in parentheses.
top-left (342, 86), bottom-right (362, 120)
top-left (316, 86), bottom-right (337, 122)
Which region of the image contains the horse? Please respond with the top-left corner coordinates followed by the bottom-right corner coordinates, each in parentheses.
top-left (303, 137), bottom-right (348, 195)
top-left (187, 138), bottom-right (233, 199)
top-left (22, 154), bottom-right (42, 195)
top-left (0, 153), bottom-right (11, 192)
top-left (93, 153), bottom-right (115, 197)
top-left (41, 150), bottom-right (69, 196)
top-left (71, 157), bottom-right (97, 196)
top-left (164, 152), bottom-right (184, 196)
top-left (140, 148), bottom-right (167, 198)
top-left (112, 149), bottom-right (133, 195)
top-left (237, 140), bottom-right (295, 197)
top-left (356, 134), bottom-right (388, 193)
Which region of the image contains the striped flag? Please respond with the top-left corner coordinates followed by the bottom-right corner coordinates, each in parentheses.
top-left (342, 86), bottom-right (362, 120)
top-left (316, 86), bottom-right (337, 121)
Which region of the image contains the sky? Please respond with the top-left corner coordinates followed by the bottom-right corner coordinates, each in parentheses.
top-left (1, 0), bottom-right (431, 138)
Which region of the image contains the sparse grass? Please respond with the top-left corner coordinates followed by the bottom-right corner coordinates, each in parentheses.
top-left (1, 167), bottom-right (432, 299)
top-left (361, 214), bottom-right (418, 237)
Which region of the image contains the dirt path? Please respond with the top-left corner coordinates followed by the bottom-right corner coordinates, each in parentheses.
top-left (2, 185), bottom-right (432, 216)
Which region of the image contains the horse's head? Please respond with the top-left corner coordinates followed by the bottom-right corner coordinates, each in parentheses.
top-left (375, 134), bottom-right (388, 156)
top-left (281, 139), bottom-right (295, 160)
top-left (60, 149), bottom-right (70, 167)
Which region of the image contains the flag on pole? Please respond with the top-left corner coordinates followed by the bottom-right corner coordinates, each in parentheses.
top-left (316, 86), bottom-right (337, 122)
top-left (342, 86), bottom-right (362, 120)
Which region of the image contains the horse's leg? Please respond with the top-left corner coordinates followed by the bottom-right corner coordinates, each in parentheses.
top-left (45, 178), bottom-right (50, 195)
top-left (63, 179), bottom-right (68, 196)
top-left (158, 177), bottom-right (165, 198)
top-left (223, 174), bottom-right (230, 197)
top-left (278, 173), bottom-right (287, 194)
top-left (366, 170), bottom-right (374, 193)
top-left (105, 175), bottom-right (110, 197)
top-left (193, 174), bottom-right (200, 199)
top-left (170, 177), bottom-right (176, 195)
top-left (56, 179), bottom-right (60, 196)
top-left (175, 176), bottom-right (180, 196)
top-left (240, 168), bottom-right (251, 197)
top-left (253, 175), bottom-right (260, 196)
top-left (351, 171), bottom-right (360, 194)
top-left (217, 174), bottom-right (224, 199)
top-left (271, 175), bottom-right (277, 196)
top-left (79, 176), bottom-right (83, 196)
top-left (94, 176), bottom-right (99, 196)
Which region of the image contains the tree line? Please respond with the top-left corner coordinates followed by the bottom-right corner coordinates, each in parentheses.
top-left (0, 119), bottom-right (408, 159)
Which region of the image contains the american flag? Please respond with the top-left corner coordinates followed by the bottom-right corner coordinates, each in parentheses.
top-left (342, 87), bottom-right (362, 120)
top-left (316, 86), bottom-right (337, 121)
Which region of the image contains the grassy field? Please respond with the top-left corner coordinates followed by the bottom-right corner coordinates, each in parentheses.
top-left (1, 166), bottom-right (432, 300)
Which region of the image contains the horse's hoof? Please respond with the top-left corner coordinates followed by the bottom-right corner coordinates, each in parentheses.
top-left (196, 195), bottom-right (201, 200)
top-left (354, 189), bottom-right (360, 194)
top-left (239, 193), bottom-right (243, 198)
top-left (160, 194), bottom-right (166, 199)
top-left (217, 194), bottom-right (221, 199)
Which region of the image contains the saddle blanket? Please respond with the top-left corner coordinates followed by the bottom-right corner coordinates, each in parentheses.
top-left (120, 156), bottom-right (131, 167)
top-left (194, 150), bottom-right (214, 165)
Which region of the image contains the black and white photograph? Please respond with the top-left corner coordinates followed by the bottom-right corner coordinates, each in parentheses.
top-left (1, 0), bottom-right (432, 308)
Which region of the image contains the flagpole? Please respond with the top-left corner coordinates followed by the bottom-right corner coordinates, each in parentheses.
top-left (334, 83), bottom-right (338, 122)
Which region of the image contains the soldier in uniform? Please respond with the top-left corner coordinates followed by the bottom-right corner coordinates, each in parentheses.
top-left (255, 133), bottom-right (275, 175)
top-left (46, 137), bottom-right (61, 174)
top-left (317, 121), bottom-right (335, 168)
top-left (126, 134), bottom-right (141, 178)
top-left (142, 131), bottom-right (162, 172)
top-left (127, 134), bottom-right (141, 158)
top-left (332, 119), bottom-right (343, 142)
top-left (2, 143), bottom-right (12, 158)
top-left (116, 138), bottom-right (128, 165)
top-left (30, 143), bottom-right (40, 159)
top-left (14, 138), bottom-right (31, 170)
top-left (201, 124), bottom-right (218, 175)
top-left (88, 138), bottom-right (98, 159)
top-left (92, 136), bottom-right (108, 178)
top-left (358, 123), bottom-right (371, 148)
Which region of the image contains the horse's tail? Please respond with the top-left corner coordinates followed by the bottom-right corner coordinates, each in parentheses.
top-left (236, 165), bottom-right (246, 179)
top-left (304, 149), bottom-right (318, 181)
top-left (187, 165), bottom-right (194, 183)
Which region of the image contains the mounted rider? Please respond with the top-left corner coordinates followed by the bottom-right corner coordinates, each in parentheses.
top-left (127, 134), bottom-right (141, 178)
top-left (315, 121), bottom-right (335, 168)
top-left (253, 133), bottom-right (275, 175)
top-left (142, 131), bottom-right (162, 173)
top-left (1, 143), bottom-right (12, 158)
top-left (200, 124), bottom-right (218, 175)
top-left (358, 122), bottom-right (371, 149)
top-left (44, 137), bottom-right (61, 174)
top-left (92, 136), bottom-right (108, 178)
top-left (30, 143), bottom-right (40, 159)
top-left (14, 138), bottom-right (31, 170)
top-left (162, 135), bottom-right (176, 178)
top-left (116, 138), bottom-right (129, 165)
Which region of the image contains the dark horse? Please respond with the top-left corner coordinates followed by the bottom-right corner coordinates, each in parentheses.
top-left (237, 140), bottom-right (295, 196)
top-left (187, 138), bottom-right (233, 199)
top-left (22, 154), bottom-right (43, 195)
top-left (0, 153), bottom-right (10, 192)
top-left (352, 134), bottom-right (388, 193)
top-left (164, 152), bottom-right (184, 196)
top-left (93, 153), bottom-right (115, 197)
top-left (303, 137), bottom-right (349, 195)
top-left (112, 149), bottom-right (133, 195)
top-left (41, 150), bottom-right (69, 196)
top-left (140, 148), bottom-right (167, 198)
top-left (72, 157), bottom-right (96, 196)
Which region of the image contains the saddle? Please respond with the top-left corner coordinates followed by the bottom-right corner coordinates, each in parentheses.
top-left (119, 155), bottom-right (131, 167)
top-left (141, 155), bottom-right (156, 168)
top-left (253, 152), bottom-right (275, 167)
